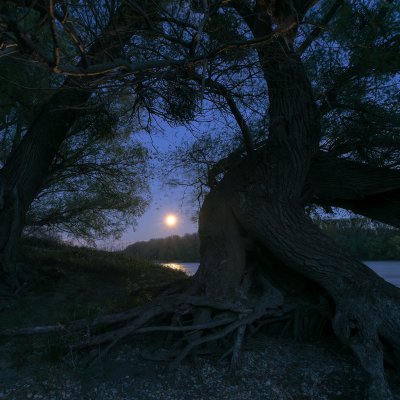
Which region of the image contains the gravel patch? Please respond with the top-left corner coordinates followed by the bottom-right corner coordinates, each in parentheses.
top-left (2, 335), bottom-right (399, 400)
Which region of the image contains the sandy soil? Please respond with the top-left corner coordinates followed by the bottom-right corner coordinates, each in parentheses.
top-left (1, 334), bottom-right (399, 400)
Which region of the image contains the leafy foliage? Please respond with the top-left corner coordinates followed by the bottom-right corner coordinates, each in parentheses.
top-left (302, 0), bottom-right (400, 165)
top-left (318, 218), bottom-right (400, 260)
top-left (26, 135), bottom-right (149, 242)
top-left (1, 0), bottom-right (399, 243)
top-left (0, 59), bottom-right (149, 242)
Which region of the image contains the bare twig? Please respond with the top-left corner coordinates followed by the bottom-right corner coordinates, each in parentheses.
top-left (230, 323), bottom-right (246, 371)
top-left (48, 0), bottom-right (60, 71)
top-left (298, 0), bottom-right (344, 54)
top-left (190, 73), bottom-right (254, 155)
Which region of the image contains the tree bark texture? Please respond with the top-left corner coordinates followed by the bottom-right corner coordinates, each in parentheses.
top-left (0, 3), bottom-right (147, 285)
top-left (1, 1), bottom-right (400, 397)
top-left (194, 2), bottom-right (400, 398)
top-left (0, 85), bottom-right (90, 285)
top-left (195, 154), bottom-right (400, 399)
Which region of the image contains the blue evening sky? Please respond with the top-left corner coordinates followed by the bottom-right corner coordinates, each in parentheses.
top-left (118, 125), bottom-right (199, 249)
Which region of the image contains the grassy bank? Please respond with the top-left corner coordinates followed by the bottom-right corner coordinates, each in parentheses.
top-left (1, 238), bottom-right (187, 331)
top-left (0, 238), bottom-right (187, 379)
top-left (1, 239), bottom-right (399, 399)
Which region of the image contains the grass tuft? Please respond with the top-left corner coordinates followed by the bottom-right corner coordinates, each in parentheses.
top-left (1, 238), bottom-right (187, 332)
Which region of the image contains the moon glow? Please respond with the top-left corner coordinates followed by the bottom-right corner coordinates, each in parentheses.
top-left (164, 213), bottom-right (178, 227)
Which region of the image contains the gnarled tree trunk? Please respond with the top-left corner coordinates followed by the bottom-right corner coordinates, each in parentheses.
top-left (0, 3), bottom-right (146, 287)
top-left (194, 154), bottom-right (400, 399)
top-left (0, 85), bottom-right (90, 287)
top-left (2, 1), bottom-right (399, 398)
top-left (191, 2), bottom-right (400, 398)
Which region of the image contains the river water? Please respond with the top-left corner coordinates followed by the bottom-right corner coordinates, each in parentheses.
top-left (161, 262), bottom-right (199, 276)
top-left (162, 261), bottom-right (400, 287)
top-left (363, 261), bottom-right (400, 287)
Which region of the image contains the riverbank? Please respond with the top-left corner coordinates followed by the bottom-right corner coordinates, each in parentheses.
top-left (1, 337), bottom-right (388, 400)
top-left (1, 242), bottom-right (399, 399)
top-left (162, 261), bottom-right (400, 285)
top-left (161, 262), bottom-right (199, 276)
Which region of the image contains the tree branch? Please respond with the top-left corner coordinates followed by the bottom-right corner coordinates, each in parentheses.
top-left (309, 152), bottom-right (400, 227)
top-left (190, 73), bottom-right (254, 155)
top-left (298, 0), bottom-right (344, 54)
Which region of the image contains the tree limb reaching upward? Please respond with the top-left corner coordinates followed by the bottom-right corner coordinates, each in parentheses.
top-left (297, 0), bottom-right (344, 54)
top-left (0, 2), bottom-right (399, 398)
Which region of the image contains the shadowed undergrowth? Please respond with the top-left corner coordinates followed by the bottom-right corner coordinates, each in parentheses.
top-left (1, 239), bottom-right (399, 400)
top-left (1, 238), bottom-right (187, 333)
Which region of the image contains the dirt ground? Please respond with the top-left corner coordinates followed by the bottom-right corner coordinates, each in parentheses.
top-left (1, 331), bottom-right (400, 400)
top-left (1, 244), bottom-right (399, 400)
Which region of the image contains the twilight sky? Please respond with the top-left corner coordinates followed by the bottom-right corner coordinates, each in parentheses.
top-left (120, 184), bottom-right (197, 247)
top-left (112, 86), bottom-right (252, 249)
top-left (118, 124), bottom-right (199, 248)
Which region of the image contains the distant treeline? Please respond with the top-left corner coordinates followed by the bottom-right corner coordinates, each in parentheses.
top-left (125, 233), bottom-right (200, 261)
top-left (319, 219), bottom-right (400, 260)
top-left (124, 219), bottom-right (400, 261)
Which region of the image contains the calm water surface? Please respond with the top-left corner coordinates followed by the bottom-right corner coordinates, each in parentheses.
top-left (364, 261), bottom-right (400, 287)
top-left (163, 261), bottom-right (400, 287)
top-left (161, 262), bottom-right (199, 276)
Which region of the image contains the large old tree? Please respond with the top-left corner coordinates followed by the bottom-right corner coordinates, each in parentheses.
top-left (0, 59), bottom-right (149, 242)
top-left (1, 0), bottom-right (400, 398)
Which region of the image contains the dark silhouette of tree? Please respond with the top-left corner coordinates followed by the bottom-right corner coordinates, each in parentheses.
top-left (0, 60), bottom-right (149, 241)
top-left (1, 1), bottom-right (400, 397)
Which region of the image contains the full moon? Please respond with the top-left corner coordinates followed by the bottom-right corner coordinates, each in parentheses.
top-left (164, 213), bottom-right (178, 227)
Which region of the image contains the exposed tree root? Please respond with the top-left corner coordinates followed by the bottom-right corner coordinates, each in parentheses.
top-left (1, 289), bottom-right (307, 370)
top-left (229, 322), bottom-right (246, 371)
top-left (191, 163), bottom-right (400, 399)
top-left (227, 193), bottom-right (400, 399)
top-left (0, 294), bottom-right (252, 336)
top-left (4, 193), bottom-right (398, 400)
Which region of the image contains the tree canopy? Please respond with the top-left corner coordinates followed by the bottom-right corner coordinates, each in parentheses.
top-left (0, 55), bottom-right (149, 241)
top-left (1, 1), bottom-right (400, 398)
